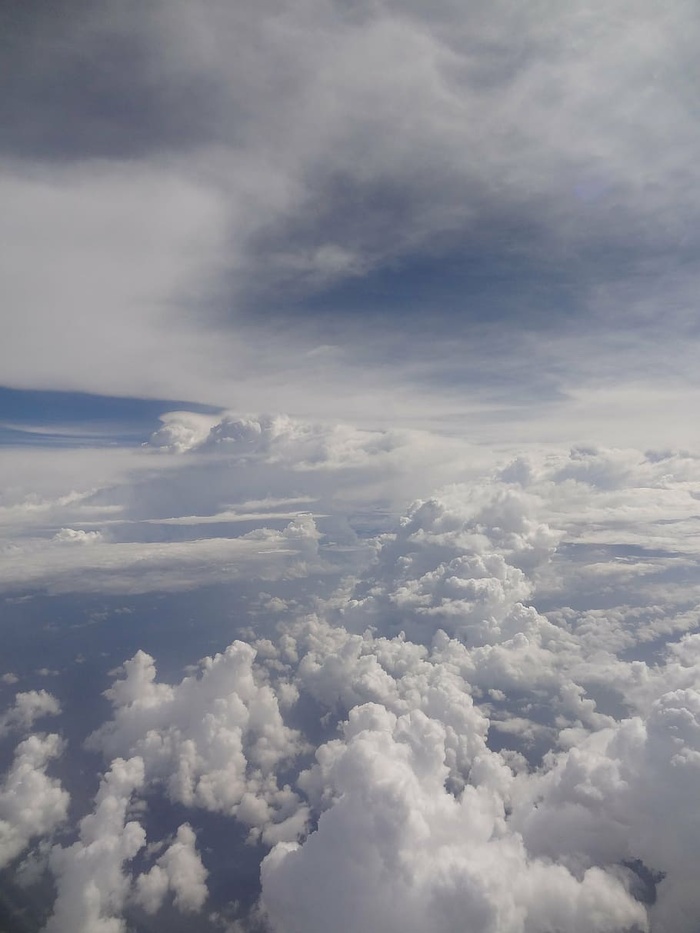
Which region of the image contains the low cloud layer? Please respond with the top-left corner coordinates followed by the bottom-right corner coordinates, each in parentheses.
top-left (3, 423), bottom-right (699, 931)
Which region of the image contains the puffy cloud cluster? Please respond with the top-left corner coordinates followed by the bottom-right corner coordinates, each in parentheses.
top-left (0, 411), bottom-right (480, 599)
top-left (44, 757), bottom-right (209, 933)
top-left (52, 528), bottom-right (103, 545)
top-left (0, 689), bottom-right (61, 738)
top-left (148, 411), bottom-right (222, 454)
top-left (0, 733), bottom-right (68, 869)
top-left (335, 483), bottom-right (560, 645)
top-left (0, 691), bottom-right (67, 871)
top-left (134, 823), bottom-right (208, 915)
top-left (89, 642), bottom-right (309, 843)
top-left (44, 756), bottom-right (147, 933)
top-left (4, 439), bottom-right (700, 932)
top-left (251, 459), bottom-right (700, 933)
top-left (513, 683), bottom-right (700, 933)
top-left (262, 703), bottom-right (647, 933)
top-left (149, 410), bottom-right (466, 478)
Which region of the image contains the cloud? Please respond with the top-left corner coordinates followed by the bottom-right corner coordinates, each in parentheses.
top-left (88, 642), bottom-right (309, 843)
top-left (149, 410), bottom-right (460, 472)
top-left (0, 516), bottom-right (322, 595)
top-left (250, 454), bottom-right (700, 932)
top-left (332, 483), bottom-right (560, 645)
top-left (0, 164), bottom-right (228, 402)
top-left (0, 411), bottom-right (489, 596)
top-left (44, 756), bottom-right (147, 933)
top-left (148, 412), bottom-right (222, 454)
top-left (5, 3), bottom-right (700, 929)
top-left (0, 690), bottom-right (61, 738)
top-left (261, 703), bottom-right (646, 933)
top-left (3, 1), bottom-right (700, 440)
top-left (134, 823), bottom-right (208, 915)
top-left (4, 433), bottom-right (700, 931)
top-left (42, 757), bottom-right (208, 932)
top-left (512, 685), bottom-right (700, 933)
top-left (0, 733), bottom-right (69, 869)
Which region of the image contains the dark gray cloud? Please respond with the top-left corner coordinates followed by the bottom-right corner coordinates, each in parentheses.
top-left (0, 0), bottom-right (220, 161)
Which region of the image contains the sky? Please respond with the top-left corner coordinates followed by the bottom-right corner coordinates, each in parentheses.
top-left (2, 1), bottom-right (700, 931)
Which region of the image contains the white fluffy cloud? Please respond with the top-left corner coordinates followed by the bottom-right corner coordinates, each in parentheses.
top-left (512, 685), bottom-right (700, 933)
top-left (261, 703), bottom-right (646, 933)
top-left (134, 823), bottom-right (208, 915)
top-left (0, 690), bottom-right (61, 738)
top-left (333, 483), bottom-right (560, 645)
top-left (89, 642), bottom-right (309, 843)
top-left (0, 733), bottom-right (69, 869)
top-left (44, 756), bottom-right (147, 933)
top-left (0, 412), bottom-right (485, 596)
top-left (5, 2), bottom-right (700, 928)
top-left (252, 453), bottom-right (700, 933)
top-left (39, 755), bottom-right (210, 933)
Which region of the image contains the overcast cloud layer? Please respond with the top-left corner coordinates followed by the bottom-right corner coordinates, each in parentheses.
top-left (2, 0), bottom-right (700, 441)
top-left (3, 2), bottom-right (700, 932)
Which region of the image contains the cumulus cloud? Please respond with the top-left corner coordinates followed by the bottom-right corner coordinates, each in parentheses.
top-left (261, 703), bottom-right (646, 933)
top-left (512, 685), bottom-right (700, 933)
top-left (148, 412), bottom-right (223, 454)
top-left (89, 642), bottom-right (309, 843)
top-left (52, 528), bottom-right (103, 545)
top-left (39, 756), bottom-right (209, 932)
top-left (0, 411), bottom-right (485, 597)
top-left (0, 689), bottom-right (61, 738)
top-left (0, 733), bottom-right (69, 869)
top-left (148, 410), bottom-right (468, 477)
top-left (4, 434), bottom-right (700, 932)
top-left (134, 823), bottom-right (208, 915)
top-left (70, 445), bottom-right (700, 931)
top-left (251, 455), bottom-right (700, 933)
top-left (333, 483), bottom-right (560, 644)
top-left (5, 3), bottom-right (700, 930)
top-left (44, 756), bottom-right (147, 933)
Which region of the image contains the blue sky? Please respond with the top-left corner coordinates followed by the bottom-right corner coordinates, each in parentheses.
top-left (3, 3), bottom-right (700, 932)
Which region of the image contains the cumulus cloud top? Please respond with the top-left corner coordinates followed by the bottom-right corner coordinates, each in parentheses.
top-left (149, 411), bottom-right (428, 470)
top-left (89, 642), bottom-right (309, 841)
top-left (134, 823), bottom-right (208, 915)
top-left (261, 702), bottom-right (647, 933)
top-left (0, 690), bottom-right (61, 738)
top-left (0, 733), bottom-right (69, 869)
top-left (44, 756), bottom-right (147, 933)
